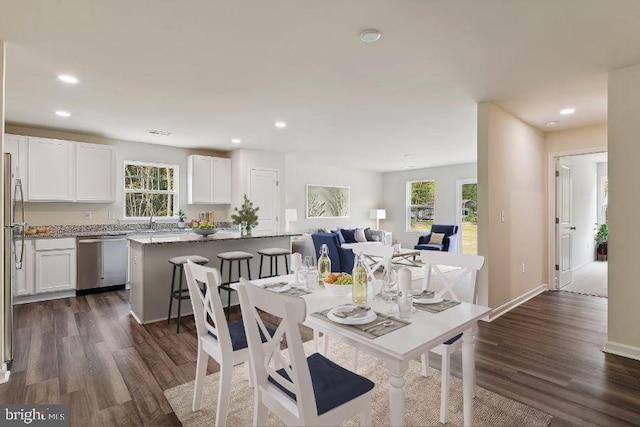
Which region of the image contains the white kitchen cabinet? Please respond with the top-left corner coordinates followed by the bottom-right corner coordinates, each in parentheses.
top-left (13, 239), bottom-right (34, 296)
top-left (187, 155), bottom-right (231, 204)
top-left (3, 134), bottom-right (29, 200)
top-left (34, 238), bottom-right (76, 293)
top-left (212, 157), bottom-right (231, 203)
top-left (76, 142), bottom-right (116, 202)
top-left (27, 137), bottom-right (75, 201)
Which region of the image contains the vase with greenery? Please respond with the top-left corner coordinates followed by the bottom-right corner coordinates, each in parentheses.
top-left (231, 194), bottom-right (259, 236)
top-left (177, 210), bottom-right (187, 229)
top-left (595, 223), bottom-right (608, 261)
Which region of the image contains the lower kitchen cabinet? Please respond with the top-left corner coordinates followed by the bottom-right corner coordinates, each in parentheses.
top-left (15, 238), bottom-right (77, 298)
top-left (34, 238), bottom-right (76, 293)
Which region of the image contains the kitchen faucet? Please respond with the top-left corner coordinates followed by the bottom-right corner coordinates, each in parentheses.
top-left (148, 210), bottom-right (155, 230)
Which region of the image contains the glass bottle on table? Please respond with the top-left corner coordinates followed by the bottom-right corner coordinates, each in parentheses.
top-left (317, 244), bottom-right (331, 286)
top-left (352, 253), bottom-right (368, 304)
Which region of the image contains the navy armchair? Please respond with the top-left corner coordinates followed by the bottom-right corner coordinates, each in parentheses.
top-left (311, 232), bottom-right (356, 273)
top-left (414, 224), bottom-right (459, 252)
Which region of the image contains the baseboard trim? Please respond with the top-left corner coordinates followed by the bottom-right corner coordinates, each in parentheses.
top-left (603, 341), bottom-right (640, 362)
top-left (487, 285), bottom-right (548, 322)
top-left (14, 290), bottom-right (76, 305)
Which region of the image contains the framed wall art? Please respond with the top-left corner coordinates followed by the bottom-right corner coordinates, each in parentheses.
top-left (306, 184), bottom-right (350, 218)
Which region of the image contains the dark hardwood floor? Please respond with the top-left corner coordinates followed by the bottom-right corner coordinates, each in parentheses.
top-left (1, 290), bottom-right (638, 426)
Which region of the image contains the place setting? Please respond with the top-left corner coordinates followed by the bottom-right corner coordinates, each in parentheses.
top-left (313, 303), bottom-right (409, 339)
top-left (411, 290), bottom-right (461, 313)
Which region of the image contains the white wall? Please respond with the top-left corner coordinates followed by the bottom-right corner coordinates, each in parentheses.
top-left (381, 163), bottom-right (477, 248)
top-left (477, 103), bottom-right (545, 309)
top-left (562, 154), bottom-right (598, 270)
top-left (6, 125), bottom-right (231, 225)
top-left (284, 154), bottom-right (383, 232)
top-left (608, 62), bottom-right (640, 354)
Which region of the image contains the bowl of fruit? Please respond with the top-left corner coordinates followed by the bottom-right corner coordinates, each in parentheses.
top-left (323, 273), bottom-right (353, 296)
top-left (193, 222), bottom-right (217, 236)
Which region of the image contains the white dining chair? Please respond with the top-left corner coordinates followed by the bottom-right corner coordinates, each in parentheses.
top-left (184, 260), bottom-right (257, 426)
top-left (418, 250), bottom-right (485, 424)
top-left (237, 278), bottom-right (374, 426)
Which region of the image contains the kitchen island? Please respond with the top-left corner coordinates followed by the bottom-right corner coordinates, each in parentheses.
top-left (127, 231), bottom-right (301, 324)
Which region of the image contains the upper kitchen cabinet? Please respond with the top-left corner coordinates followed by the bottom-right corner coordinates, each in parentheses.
top-left (76, 142), bottom-right (116, 202)
top-left (4, 134), bottom-right (28, 193)
top-left (187, 155), bottom-right (231, 204)
top-left (28, 137), bottom-right (75, 201)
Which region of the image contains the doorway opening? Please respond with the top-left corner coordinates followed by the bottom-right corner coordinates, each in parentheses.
top-left (552, 151), bottom-right (607, 298)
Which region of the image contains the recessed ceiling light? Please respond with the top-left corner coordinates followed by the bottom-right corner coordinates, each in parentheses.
top-left (231, 138), bottom-right (241, 144)
top-left (404, 154), bottom-right (411, 158)
top-left (545, 121), bottom-right (559, 127)
top-left (148, 129), bottom-right (172, 136)
top-left (274, 121), bottom-right (287, 128)
top-left (559, 108), bottom-right (576, 115)
top-left (360, 29), bottom-right (382, 43)
top-left (55, 110), bottom-right (71, 117)
top-left (57, 74), bottom-right (79, 84)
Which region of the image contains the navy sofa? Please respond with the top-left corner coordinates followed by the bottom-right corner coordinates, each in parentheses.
top-left (414, 224), bottom-right (459, 252)
top-left (311, 232), bottom-right (356, 273)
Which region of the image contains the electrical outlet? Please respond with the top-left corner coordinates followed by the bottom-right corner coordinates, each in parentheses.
top-left (521, 263), bottom-right (526, 274)
top-left (84, 211), bottom-right (92, 220)
top-left (108, 211), bottom-right (116, 220)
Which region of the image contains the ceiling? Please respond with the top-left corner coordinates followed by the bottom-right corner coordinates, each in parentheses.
top-left (0, 1), bottom-right (638, 172)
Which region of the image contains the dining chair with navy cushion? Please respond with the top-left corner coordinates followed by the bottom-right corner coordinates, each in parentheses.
top-left (418, 250), bottom-right (485, 423)
top-left (237, 277), bottom-right (374, 426)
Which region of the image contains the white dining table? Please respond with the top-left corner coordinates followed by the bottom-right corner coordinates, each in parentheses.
top-left (237, 274), bottom-right (491, 426)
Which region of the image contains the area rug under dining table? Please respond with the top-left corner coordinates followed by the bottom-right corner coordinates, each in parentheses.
top-left (164, 339), bottom-right (552, 426)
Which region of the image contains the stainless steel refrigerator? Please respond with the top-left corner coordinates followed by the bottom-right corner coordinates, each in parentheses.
top-left (3, 153), bottom-right (25, 370)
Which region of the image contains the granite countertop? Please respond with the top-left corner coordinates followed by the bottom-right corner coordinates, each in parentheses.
top-left (128, 231), bottom-right (302, 245)
top-left (23, 222), bottom-right (235, 239)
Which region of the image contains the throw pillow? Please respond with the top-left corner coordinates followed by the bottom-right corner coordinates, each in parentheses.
top-left (340, 228), bottom-right (358, 243)
top-left (355, 228), bottom-right (367, 242)
top-left (364, 227), bottom-right (375, 241)
top-left (429, 232), bottom-right (446, 245)
top-left (331, 229), bottom-right (346, 244)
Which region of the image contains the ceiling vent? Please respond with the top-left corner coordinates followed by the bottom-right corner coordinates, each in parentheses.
top-left (148, 129), bottom-right (172, 136)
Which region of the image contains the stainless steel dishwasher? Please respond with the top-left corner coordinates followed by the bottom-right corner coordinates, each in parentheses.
top-left (77, 234), bottom-right (128, 295)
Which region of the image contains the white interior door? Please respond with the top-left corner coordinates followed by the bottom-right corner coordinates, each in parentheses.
top-left (556, 159), bottom-right (573, 288)
top-left (250, 168), bottom-right (279, 233)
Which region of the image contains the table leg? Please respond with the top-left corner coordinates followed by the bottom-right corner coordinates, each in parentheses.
top-left (386, 361), bottom-right (408, 427)
top-left (462, 327), bottom-right (476, 426)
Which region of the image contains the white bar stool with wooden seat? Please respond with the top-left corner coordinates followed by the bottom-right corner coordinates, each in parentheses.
top-left (217, 251), bottom-right (253, 319)
top-left (167, 255), bottom-right (209, 333)
top-left (257, 247), bottom-right (291, 278)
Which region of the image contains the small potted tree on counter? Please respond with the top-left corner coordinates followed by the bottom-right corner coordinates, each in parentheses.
top-left (595, 223), bottom-right (608, 261)
top-left (177, 210), bottom-right (187, 229)
top-left (231, 194), bottom-right (259, 236)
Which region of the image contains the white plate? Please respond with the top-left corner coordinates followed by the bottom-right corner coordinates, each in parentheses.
top-left (327, 305), bottom-right (377, 325)
top-left (414, 297), bottom-right (444, 304)
top-left (266, 283), bottom-right (291, 293)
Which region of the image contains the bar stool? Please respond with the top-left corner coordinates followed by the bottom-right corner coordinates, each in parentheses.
top-left (167, 255), bottom-right (209, 333)
top-left (217, 251), bottom-right (253, 319)
top-left (257, 248), bottom-right (291, 278)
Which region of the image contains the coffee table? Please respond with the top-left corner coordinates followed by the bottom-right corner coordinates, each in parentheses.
top-left (391, 248), bottom-right (421, 267)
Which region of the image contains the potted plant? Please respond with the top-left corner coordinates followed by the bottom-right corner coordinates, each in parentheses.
top-left (595, 223), bottom-right (608, 261)
top-left (177, 210), bottom-right (187, 229)
top-left (231, 194), bottom-right (259, 236)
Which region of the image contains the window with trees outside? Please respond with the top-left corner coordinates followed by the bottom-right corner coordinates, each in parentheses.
top-left (407, 180), bottom-right (435, 232)
top-left (124, 161), bottom-right (178, 218)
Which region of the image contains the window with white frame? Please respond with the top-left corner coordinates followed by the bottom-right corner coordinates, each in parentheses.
top-left (407, 180), bottom-right (435, 232)
top-left (124, 161), bottom-right (178, 218)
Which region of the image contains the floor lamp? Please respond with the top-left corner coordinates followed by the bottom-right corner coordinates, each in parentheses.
top-left (370, 209), bottom-right (386, 230)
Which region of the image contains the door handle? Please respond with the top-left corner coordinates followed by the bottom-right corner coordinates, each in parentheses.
top-left (569, 226), bottom-right (576, 230)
